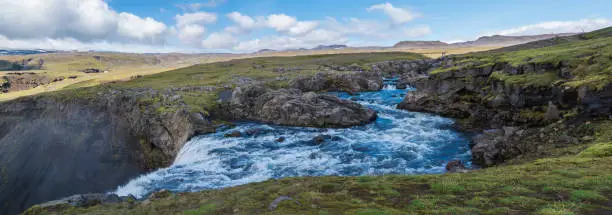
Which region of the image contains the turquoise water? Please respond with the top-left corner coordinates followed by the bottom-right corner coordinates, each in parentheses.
top-left (116, 78), bottom-right (472, 198)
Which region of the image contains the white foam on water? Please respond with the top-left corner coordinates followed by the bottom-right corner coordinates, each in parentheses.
top-left (115, 82), bottom-right (471, 198)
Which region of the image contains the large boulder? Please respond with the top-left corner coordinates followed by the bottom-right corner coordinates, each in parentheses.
top-left (288, 72), bottom-right (383, 93)
top-left (230, 85), bottom-right (377, 127)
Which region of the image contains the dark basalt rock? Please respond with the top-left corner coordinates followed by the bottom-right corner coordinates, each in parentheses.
top-left (395, 56), bottom-right (612, 167)
top-left (0, 88), bottom-right (217, 215)
top-left (445, 160), bottom-right (469, 173)
top-left (229, 84), bottom-right (377, 128)
top-left (312, 135), bottom-right (332, 144)
top-left (224, 131), bottom-right (242, 138)
top-left (289, 71), bottom-right (383, 93)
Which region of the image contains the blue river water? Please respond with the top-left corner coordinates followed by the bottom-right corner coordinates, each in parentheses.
top-left (115, 78), bottom-right (472, 198)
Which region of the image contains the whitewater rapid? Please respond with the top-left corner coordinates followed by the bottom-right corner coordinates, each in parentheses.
top-left (116, 79), bottom-right (472, 198)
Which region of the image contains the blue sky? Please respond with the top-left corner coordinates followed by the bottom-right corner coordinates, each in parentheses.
top-left (0, 0), bottom-right (610, 52)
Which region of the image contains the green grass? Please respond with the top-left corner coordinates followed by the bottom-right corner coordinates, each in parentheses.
top-left (430, 27), bottom-right (612, 89)
top-left (44, 52), bottom-right (426, 114)
top-left (25, 122), bottom-right (612, 214)
top-left (579, 142), bottom-right (612, 158)
top-left (570, 190), bottom-right (608, 202)
top-left (490, 71), bottom-right (563, 87)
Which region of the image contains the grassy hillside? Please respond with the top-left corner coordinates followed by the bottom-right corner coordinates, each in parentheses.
top-left (431, 27), bottom-right (612, 90)
top-left (24, 121), bottom-right (612, 215)
top-left (21, 29), bottom-right (612, 214)
top-left (49, 52), bottom-right (426, 114)
top-left (0, 45), bottom-right (498, 101)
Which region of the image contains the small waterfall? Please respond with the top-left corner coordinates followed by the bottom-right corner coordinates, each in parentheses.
top-left (115, 78), bottom-right (471, 198)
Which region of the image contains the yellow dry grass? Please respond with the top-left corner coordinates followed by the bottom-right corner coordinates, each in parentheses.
top-left (0, 46), bottom-right (500, 101)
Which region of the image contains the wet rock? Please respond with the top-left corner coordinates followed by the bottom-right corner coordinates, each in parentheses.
top-left (312, 135), bottom-right (332, 144)
top-left (276, 137), bottom-right (286, 142)
top-left (229, 84), bottom-right (377, 128)
top-left (224, 131), bottom-right (242, 138)
top-left (245, 128), bottom-right (264, 136)
top-left (445, 160), bottom-right (469, 173)
top-left (288, 71), bottom-right (383, 93)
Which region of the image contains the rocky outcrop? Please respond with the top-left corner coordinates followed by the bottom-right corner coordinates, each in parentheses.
top-left (396, 56), bottom-right (612, 166)
top-left (289, 72), bottom-right (383, 93)
top-left (471, 121), bottom-right (593, 167)
top-left (370, 59), bottom-right (432, 78)
top-left (0, 88), bottom-right (216, 215)
top-left (0, 58), bottom-right (44, 71)
top-left (398, 59), bottom-right (612, 130)
top-left (229, 85), bottom-right (377, 128)
top-left (1, 73), bottom-right (63, 93)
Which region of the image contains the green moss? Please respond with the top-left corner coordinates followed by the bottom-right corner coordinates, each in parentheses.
top-left (431, 179), bottom-right (466, 194)
top-left (579, 142), bottom-right (612, 158)
top-left (349, 208), bottom-right (393, 215)
top-left (490, 71), bottom-right (562, 87)
top-left (445, 31), bottom-right (612, 89)
top-left (538, 201), bottom-right (578, 215)
top-left (498, 196), bottom-right (547, 210)
top-left (43, 52), bottom-right (427, 116)
top-left (183, 203), bottom-right (217, 215)
top-left (570, 190), bottom-right (608, 202)
top-left (517, 109), bottom-right (546, 121)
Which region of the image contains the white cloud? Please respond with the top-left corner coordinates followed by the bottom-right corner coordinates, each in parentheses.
top-left (402, 25), bottom-right (432, 37)
top-left (225, 12), bottom-right (317, 36)
top-left (0, 35), bottom-right (198, 53)
top-left (176, 0), bottom-right (227, 11)
top-left (175, 12), bottom-right (218, 28)
top-left (286, 21), bottom-right (319, 36)
top-left (117, 13), bottom-right (168, 43)
top-left (201, 32), bottom-right (238, 49)
top-left (177, 24), bottom-right (206, 45)
top-left (0, 1), bottom-right (431, 52)
top-left (324, 17), bottom-right (430, 40)
top-left (226, 12), bottom-right (264, 34)
top-left (486, 18), bottom-right (612, 36)
top-left (266, 14), bottom-right (298, 31)
top-left (0, 0), bottom-right (168, 45)
top-left (227, 12), bottom-right (258, 29)
top-left (234, 29), bottom-right (346, 52)
top-left (0, 0), bottom-right (117, 40)
top-left (367, 2), bottom-right (417, 25)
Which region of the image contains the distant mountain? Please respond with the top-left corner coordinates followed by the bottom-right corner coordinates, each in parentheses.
top-left (456, 33), bottom-right (576, 46)
top-left (0, 49), bottom-right (55, 56)
top-left (311, 44), bottom-right (348, 50)
top-left (256, 49), bottom-right (276, 53)
top-left (393, 33), bottom-right (578, 49)
top-left (393, 41), bottom-right (448, 48)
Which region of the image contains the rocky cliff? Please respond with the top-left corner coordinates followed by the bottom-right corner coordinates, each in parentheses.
top-left (289, 71), bottom-right (383, 93)
top-left (394, 32), bottom-right (612, 166)
top-left (0, 78), bottom-right (383, 214)
top-left (0, 88), bottom-right (215, 215)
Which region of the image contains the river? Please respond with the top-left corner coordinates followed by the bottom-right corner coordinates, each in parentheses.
top-left (116, 78), bottom-right (472, 198)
